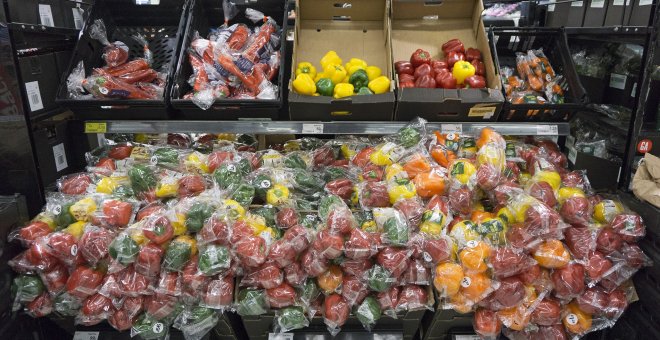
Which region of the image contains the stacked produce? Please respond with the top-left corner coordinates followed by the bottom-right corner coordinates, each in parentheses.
top-left (67, 19), bottom-right (166, 100)
top-left (184, 0), bottom-right (282, 109)
top-left (394, 39), bottom-right (487, 89)
top-left (293, 51), bottom-right (391, 98)
top-left (7, 118), bottom-right (651, 339)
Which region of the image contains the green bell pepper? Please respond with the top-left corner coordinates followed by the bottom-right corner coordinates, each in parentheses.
top-left (398, 126), bottom-right (422, 148)
top-left (55, 202), bottom-right (75, 229)
top-left (153, 147), bottom-right (179, 166)
top-left (300, 137), bottom-right (324, 151)
top-left (316, 78), bottom-right (335, 97)
top-left (230, 182), bottom-right (255, 206)
top-left (213, 163), bottom-right (244, 190)
top-left (11, 274), bottom-right (45, 304)
top-left (356, 296), bottom-right (382, 327)
top-left (198, 244), bottom-right (230, 276)
top-left (284, 153), bottom-right (307, 170)
top-left (318, 195), bottom-right (343, 220)
top-left (237, 134), bottom-right (258, 148)
top-left (367, 265), bottom-right (393, 292)
top-left (356, 87), bottom-right (374, 95)
top-left (109, 233), bottom-right (140, 265)
top-left (129, 164), bottom-right (157, 194)
top-left (323, 166), bottom-right (348, 182)
top-left (293, 169), bottom-right (325, 194)
top-left (251, 174), bottom-right (273, 201)
top-left (53, 292), bottom-right (82, 316)
top-left (132, 313), bottom-right (169, 340)
top-left (185, 202), bottom-right (215, 233)
top-left (297, 278), bottom-right (320, 305)
top-left (276, 306), bottom-right (308, 332)
top-left (383, 217), bottom-right (409, 246)
top-left (349, 69), bottom-right (369, 91)
top-left (252, 206), bottom-right (277, 227)
top-left (112, 185), bottom-right (135, 199)
top-left (162, 236), bottom-right (195, 272)
top-left (237, 289), bottom-right (269, 316)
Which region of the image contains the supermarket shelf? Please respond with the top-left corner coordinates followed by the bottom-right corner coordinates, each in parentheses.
top-left (565, 26), bottom-right (651, 43)
top-left (82, 121), bottom-right (570, 136)
top-left (7, 23), bottom-right (80, 37)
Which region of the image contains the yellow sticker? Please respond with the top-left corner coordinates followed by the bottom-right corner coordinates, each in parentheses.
top-left (468, 106), bottom-right (497, 118)
top-left (84, 122), bottom-right (107, 133)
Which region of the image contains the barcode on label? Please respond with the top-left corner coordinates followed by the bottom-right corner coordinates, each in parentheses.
top-left (38, 4), bottom-right (55, 27)
top-left (571, 1), bottom-right (584, 6)
top-left (302, 123), bottom-right (323, 134)
top-left (609, 73), bottom-right (626, 90)
top-left (591, 0), bottom-right (605, 8)
top-left (53, 143), bottom-right (68, 172)
top-left (24, 81), bottom-right (44, 112)
top-left (72, 8), bottom-right (84, 29)
top-left (441, 124), bottom-right (463, 134)
top-left (537, 125), bottom-right (558, 135)
top-left (268, 333), bottom-right (293, 340)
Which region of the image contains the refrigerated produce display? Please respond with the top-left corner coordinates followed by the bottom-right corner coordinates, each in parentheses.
top-left (1, 1), bottom-right (659, 340)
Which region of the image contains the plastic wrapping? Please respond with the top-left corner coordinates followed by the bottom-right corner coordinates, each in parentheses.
top-left (274, 306), bottom-right (309, 333)
top-left (323, 294), bottom-right (350, 336)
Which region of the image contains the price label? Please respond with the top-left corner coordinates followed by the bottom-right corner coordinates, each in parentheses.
top-left (571, 1), bottom-right (584, 6)
top-left (302, 123), bottom-right (323, 134)
top-left (613, 0), bottom-right (624, 5)
top-left (460, 276), bottom-right (472, 288)
top-left (441, 124), bottom-right (463, 134)
top-left (591, 0), bottom-right (605, 8)
top-left (631, 83), bottom-right (637, 97)
top-left (537, 125), bottom-right (558, 135)
top-left (609, 73), bottom-right (627, 90)
top-left (38, 4), bottom-right (54, 27)
top-left (566, 313), bottom-right (578, 325)
top-left (268, 333), bottom-right (293, 340)
top-left (568, 145), bottom-right (578, 164)
top-left (53, 143), bottom-right (68, 172)
top-left (566, 135), bottom-right (576, 147)
top-left (24, 81), bottom-right (44, 112)
top-left (152, 322), bottom-right (164, 334)
top-left (73, 331), bottom-right (99, 340)
top-left (454, 336), bottom-right (481, 340)
top-left (85, 122), bottom-right (107, 133)
top-left (548, 2), bottom-right (556, 11)
top-left (72, 8), bottom-right (84, 29)
top-left (639, 0), bottom-right (652, 5)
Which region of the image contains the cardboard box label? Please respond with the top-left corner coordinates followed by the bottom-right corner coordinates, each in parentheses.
top-left (609, 73), bottom-right (627, 90)
top-left (441, 124), bottom-right (463, 134)
top-left (613, 0), bottom-right (624, 5)
top-left (468, 106), bottom-right (497, 118)
top-left (53, 143), bottom-right (68, 172)
top-left (24, 81), bottom-right (44, 112)
top-left (537, 125), bottom-right (559, 135)
top-left (591, 0), bottom-right (605, 7)
top-left (72, 8), bottom-right (84, 29)
top-left (548, 4), bottom-right (556, 11)
top-left (639, 0), bottom-right (652, 5)
top-left (571, 1), bottom-right (584, 6)
top-left (38, 4), bottom-right (55, 27)
top-left (73, 332), bottom-right (99, 340)
top-left (302, 123), bottom-right (323, 134)
top-left (85, 122), bottom-right (107, 133)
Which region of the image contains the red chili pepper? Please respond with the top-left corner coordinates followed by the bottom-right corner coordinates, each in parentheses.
top-left (466, 47), bottom-right (482, 62)
top-left (410, 49), bottom-right (432, 68)
top-left (395, 61), bottom-right (414, 75)
top-left (471, 60), bottom-right (485, 76)
top-left (446, 52), bottom-right (465, 68)
top-left (414, 75), bottom-right (436, 88)
top-left (436, 71), bottom-right (457, 89)
top-left (414, 64), bottom-right (434, 80)
top-left (465, 75), bottom-right (487, 89)
top-left (442, 39), bottom-right (465, 55)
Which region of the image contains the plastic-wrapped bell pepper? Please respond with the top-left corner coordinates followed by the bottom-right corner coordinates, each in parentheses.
top-left (155, 179), bottom-right (179, 198)
top-left (296, 62), bottom-right (317, 79)
top-left (324, 65), bottom-right (347, 85)
top-left (398, 126), bottom-right (422, 148)
top-left (349, 69), bottom-right (369, 92)
top-left (128, 164), bottom-right (157, 194)
top-left (185, 202), bottom-right (214, 233)
top-left (345, 58), bottom-right (368, 75)
top-left (365, 66), bottom-right (382, 81)
top-left (162, 235), bottom-right (197, 272)
top-left (266, 184), bottom-right (290, 206)
top-left (320, 51), bottom-right (343, 70)
top-left (198, 244), bottom-right (231, 276)
top-left (368, 76), bottom-right (390, 94)
top-left (293, 74), bottom-right (316, 96)
top-left (388, 178), bottom-right (416, 204)
top-left (96, 177), bottom-right (118, 194)
top-left (452, 61), bottom-right (476, 85)
top-left (333, 83), bottom-right (354, 99)
top-left (109, 233), bottom-right (140, 265)
top-left (70, 197), bottom-right (97, 222)
top-left (316, 78), bottom-right (335, 97)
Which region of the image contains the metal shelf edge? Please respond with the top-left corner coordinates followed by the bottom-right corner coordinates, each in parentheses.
top-left (83, 120), bottom-right (571, 136)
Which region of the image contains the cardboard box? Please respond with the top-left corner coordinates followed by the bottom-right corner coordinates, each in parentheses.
top-left (391, 0), bottom-right (503, 122)
top-left (628, 0), bottom-right (653, 25)
top-left (288, 0), bottom-right (395, 121)
top-left (584, 0), bottom-right (608, 26)
top-left (545, 1), bottom-right (570, 27)
top-left (18, 53), bottom-right (60, 117)
top-left (604, 0), bottom-right (633, 25)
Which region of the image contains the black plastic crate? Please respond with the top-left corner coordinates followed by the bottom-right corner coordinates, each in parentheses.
top-left (489, 27), bottom-right (588, 122)
top-left (169, 0), bottom-right (287, 120)
top-left (55, 0), bottom-right (190, 120)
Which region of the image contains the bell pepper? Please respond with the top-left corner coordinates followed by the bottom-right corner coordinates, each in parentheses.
top-left (414, 64), bottom-right (434, 79)
top-left (333, 83), bottom-right (354, 99)
top-left (96, 177), bottom-right (118, 194)
top-left (277, 306), bottom-right (307, 332)
top-left (155, 178), bottom-right (179, 198)
top-left (365, 66), bottom-right (382, 81)
top-left (357, 87), bottom-right (374, 95)
top-left (237, 289), bottom-right (268, 316)
top-left (465, 47), bottom-right (482, 62)
top-left (452, 60), bottom-right (476, 85)
top-left (415, 75), bottom-right (436, 88)
top-left (368, 76), bottom-right (390, 94)
top-left (324, 64), bottom-right (347, 85)
top-left (198, 244), bottom-right (231, 276)
top-left (213, 162), bottom-right (247, 189)
top-left (223, 199), bottom-right (246, 220)
top-left (109, 233), bottom-right (140, 265)
top-left (471, 60), bottom-right (485, 76)
top-left (320, 51), bottom-right (343, 70)
top-left (356, 296), bottom-right (381, 328)
top-left (349, 69), bottom-right (369, 91)
top-left (153, 147), bottom-right (179, 166)
top-left (131, 313), bottom-right (168, 340)
top-left (431, 59), bottom-right (449, 70)
top-left (342, 75), bottom-right (350, 84)
top-left (12, 274), bottom-right (45, 304)
top-left (295, 62), bottom-right (317, 79)
top-left (293, 74), bottom-right (316, 96)
top-left (465, 75), bottom-right (486, 89)
top-left (70, 197), bottom-right (97, 222)
top-left (266, 184), bottom-right (290, 206)
top-left (398, 126), bottom-right (422, 148)
top-left (446, 51), bottom-right (465, 68)
top-left (388, 178), bottom-right (417, 204)
top-left (442, 39), bottom-right (465, 55)
top-left (63, 221), bottom-right (85, 239)
top-left (420, 210), bottom-right (446, 237)
top-left (316, 78), bottom-right (334, 96)
top-left (129, 164), bottom-right (157, 194)
top-left (184, 152), bottom-right (210, 174)
top-left (318, 195), bottom-right (344, 220)
top-left (345, 58), bottom-right (368, 75)
top-left (410, 49), bottom-right (431, 68)
top-left (395, 61), bottom-right (414, 75)
top-left (230, 182), bottom-right (256, 206)
top-left (143, 216), bottom-right (174, 245)
top-left (367, 265), bottom-right (393, 292)
top-left (399, 73), bottom-right (415, 83)
top-left (436, 70), bottom-right (457, 89)
top-left (399, 81), bottom-right (415, 88)
top-left (185, 202), bottom-right (215, 233)
top-left (252, 206), bottom-right (277, 227)
top-left (162, 235), bottom-right (197, 272)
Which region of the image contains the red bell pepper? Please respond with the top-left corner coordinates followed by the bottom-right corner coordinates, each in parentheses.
top-left (95, 158), bottom-right (116, 172)
top-left (442, 39), bottom-right (465, 55)
top-left (413, 64), bottom-right (434, 80)
top-left (60, 174), bottom-right (92, 195)
top-left (143, 216), bottom-right (174, 245)
top-left (66, 265), bottom-right (104, 299)
top-left (471, 60), bottom-right (485, 76)
top-left (465, 48), bottom-right (482, 62)
top-left (399, 81), bottom-right (415, 88)
top-left (103, 200), bottom-right (133, 228)
top-left (414, 75), bottom-right (436, 88)
top-left (446, 52), bottom-right (465, 68)
top-left (436, 71), bottom-right (457, 89)
top-left (399, 73), bottom-right (415, 83)
top-left (19, 221), bottom-right (52, 245)
top-left (410, 49), bottom-right (432, 68)
top-left (465, 75), bottom-right (487, 88)
top-left (431, 59), bottom-right (449, 70)
top-left (108, 145), bottom-right (133, 160)
top-left (394, 61), bottom-right (414, 75)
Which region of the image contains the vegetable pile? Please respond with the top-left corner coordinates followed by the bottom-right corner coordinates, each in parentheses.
top-left (293, 51), bottom-right (392, 98)
top-left (7, 118), bottom-right (651, 339)
top-left (395, 39), bottom-right (487, 89)
top-left (67, 19), bottom-right (166, 100)
top-left (183, 0), bottom-right (282, 110)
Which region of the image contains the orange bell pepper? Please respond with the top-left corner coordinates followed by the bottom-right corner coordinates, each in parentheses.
top-left (403, 153), bottom-right (432, 179)
top-left (413, 170), bottom-right (446, 198)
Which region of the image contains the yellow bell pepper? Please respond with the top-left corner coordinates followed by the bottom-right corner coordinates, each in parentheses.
top-left (314, 73), bottom-right (325, 83)
top-left (266, 184), bottom-right (290, 205)
top-left (450, 159), bottom-right (476, 185)
top-left (347, 64), bottom-right (366, 76)
top-left (185, 152), bottom-right (210, 173)
top-left (420, 210), bottom-right (446, 237)
top-left (295, 62), bottom-right (317, 79)
top-left (33, 213), bottom-right (56, 230)
top-left (320, 51), bottom-right (343, 70)
top-left (361, 220), bottom-right (377, 233)
top-left (345, 58), bottom-right (367, 72)
top-left (365, 66), bottom-right (382, 81)
top-left (96, 177), bottom-right (118, 194)
top-left (223, 199), bottom-right (246, 220)
top-left (130, 230), bottom-right (148, 245)
top-left (342, 75), bottom-right (350, 84)
top-left (333, 83), bottom-right (354, 99)
top-left (63, 221), bottom-right (86, 239)
top-left (175, 235), bottom-right (198, 256)
top-left (70, 197), bottom-right (97, 222)
top-left (370, 146), bottom-right (393, 166)
top-left (388, 178), bottom-right (417, 204)
top-left (293, 73), bottom-right (316, 95)
top-left (452, 60), bottom-right (476, 85)
top-left (244, 214), bottom-right (268, 235)
top-left (385, 164), bottom-right (406, 182)
top-left (170, 213), bottom-right (187, 235)
top-left (324, 64), bottom-right (347, 85)
top-left (351, 185), bottom-right (359, 206)
top-left (368, 76), bottom-right (390, 94)
top-left (155, 178), bottom-right (179, 198)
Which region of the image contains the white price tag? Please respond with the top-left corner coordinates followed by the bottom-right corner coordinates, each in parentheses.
top-left (609, 73), bottom-right (627, 90)
top-left (302, 123), bottom-right (323, 134)
top-left (591, 0), bottom-right (605, 8)
top-left (537, 125), bottom-right (558, 135)
top-left (73, 331), bottom-right (99, 340)
top-left (268, 333), bottom-right (293, 340)
top-left (566, 135), bottom-right (576, 147)
top-left (548, 4), bottom-right (556, 11)
top-left (72, 8), bottom-right (84, 29)
top-left (441, 124), bottom-right (463, 134)
top-left (38, 4), bottom-right (55, 27)
top-left (613, 0), bottom-right (624, 5)
top-left (572, 1), bottom-right (584, 6)
top-left (568, 145), bottom-right (578, 164)
top-left (639, 0), bottom-right (652, 5)
top-left (631, 82), bottom-right (637, 97)
top-left (24, 81), bottom-right (44, 112)
top-left (454, 335), bottom-right (481, 340)
top-left (53, 143), bottom-right (68, 172)
top-left (135, 0), bottom-right (160, 4)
